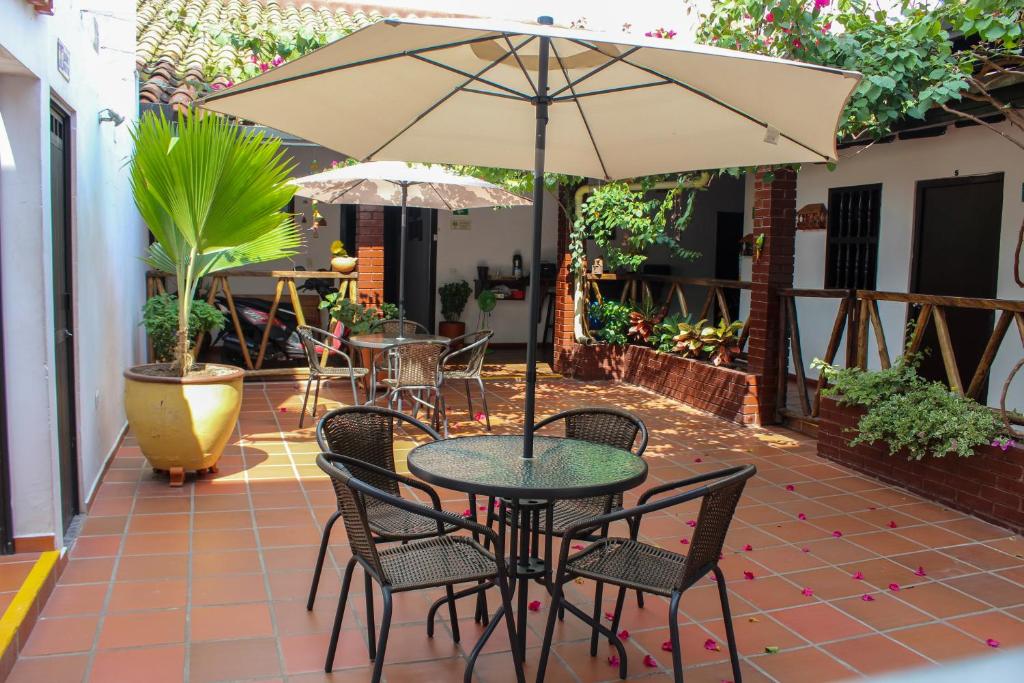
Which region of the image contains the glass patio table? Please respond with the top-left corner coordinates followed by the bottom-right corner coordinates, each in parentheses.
top-left (407, 434), bottom-right (648, 663)
top-left (347, 333), bottom-right (449, 401)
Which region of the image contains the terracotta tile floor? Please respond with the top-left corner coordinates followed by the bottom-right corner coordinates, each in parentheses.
top-left (9, 377), bottom-right (1024, 682)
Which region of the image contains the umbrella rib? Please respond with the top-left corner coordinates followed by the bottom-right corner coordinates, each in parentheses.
top-left (426, 183), bottom-right (455, 212)
top-left (550, 41), bottom-right (610, 180)
top-left (502, 34), bottom-right (538, 97)
top-left (552, 80), bottom-right (672, 101)
top-left (202, 34), bottom-right (506, 102)
top-left (548, 45), bottom-right (643, 99)
top-left (362, 34), bottom-right (538, 162)
top-left (566, 38), bottom-right (834, 161)
top-left (462, 88), bottom-right (527, 101)
top-left (326, 177), bottom-right (371, 203)
top-left (408, 53), bottom-right (532, 100)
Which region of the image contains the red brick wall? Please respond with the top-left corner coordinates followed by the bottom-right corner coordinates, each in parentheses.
top-left (567, 344), bottom-right (762, 425)
top-left (553, 186), bottom-right (576, 374)
top-left (818, 396), bottom-right (1024, 534)
top-left (747, 169), bottom-right (797, 422)
top-left (356, 205), bottom-right (384, 305)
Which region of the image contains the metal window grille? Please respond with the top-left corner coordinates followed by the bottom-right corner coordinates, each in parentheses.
top-left (825, 184), bottom-right (882, 290)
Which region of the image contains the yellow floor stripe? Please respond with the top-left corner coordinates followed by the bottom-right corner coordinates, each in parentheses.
top-left (0, 550), bottom-right (60, 655)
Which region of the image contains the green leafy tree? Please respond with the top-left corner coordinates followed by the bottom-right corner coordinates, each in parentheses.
top-left (131, 111), bottom-right (302, 375)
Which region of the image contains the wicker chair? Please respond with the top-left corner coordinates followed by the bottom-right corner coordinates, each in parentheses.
top-left (296, 325), bottom-right (369, 428)
top-left (441, 330), bottom-right (494, 429)
top-left (317, 452), bottom-right (525, 683)
top-left (371, 318), bottom-right (429, 336)
top-left (373, 340), bottom-right (449, 435)
top-left (308, 406), bottom-right (453, 611)
top-left (535, 465), bottom-right (756, 683)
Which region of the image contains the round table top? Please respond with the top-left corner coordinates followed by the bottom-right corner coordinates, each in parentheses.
top-left (408, 435), bottom-right (648, 500)
top-left (348, 333), bottom-right (450, 350)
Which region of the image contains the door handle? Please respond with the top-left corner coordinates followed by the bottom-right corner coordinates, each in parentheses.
top-left (58, 329), bottom-right (73, 339)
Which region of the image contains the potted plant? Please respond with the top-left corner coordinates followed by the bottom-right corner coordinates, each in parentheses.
top-left (125, 111), bottom-right (301, 485)
top-left (438, 280), bottom-right (472, 340)
top-left (329, 239), bottom-right (357, 274)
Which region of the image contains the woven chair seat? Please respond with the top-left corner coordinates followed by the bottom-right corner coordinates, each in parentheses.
top-left (566, 538), bottom-right (685, 597)
top-left (366, 498), bottom-right (456, 540)
top-left (550, 497), bottom-right (621, 534)
top-left (316, 365), bottom-right (369, 378)
top-left (441, 368), bottom-right (475, 380)
top-left (380, 534), bottom-right (496, 590)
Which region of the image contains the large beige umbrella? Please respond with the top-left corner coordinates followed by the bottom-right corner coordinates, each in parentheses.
top-left (202, 16), bottom-right (861, 457)
top-left (290, 161), bottom-right (530, 334)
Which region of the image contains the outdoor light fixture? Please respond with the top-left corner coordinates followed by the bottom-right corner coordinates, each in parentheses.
top-left (98, 108), bottom-right (124, 126)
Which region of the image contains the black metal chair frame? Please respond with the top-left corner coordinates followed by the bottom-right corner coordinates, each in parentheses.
top-left (441, 330), bottom-right (494, 430)
top-left (535, 465), bottom-right (756, 683)
top-left (307, 406), bottom-right (445, 611)
top-left (371, 340), bottom-right (450, 436)
top-left (318, 452), bottom-right (525, 683)
top-left (297, 325), bottom-right (368, 428)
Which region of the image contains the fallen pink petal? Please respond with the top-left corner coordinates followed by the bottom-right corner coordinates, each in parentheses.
top-left (661, 640), bottom-right (673, 652)
top-left (461, 509), bottom-right (471, 518)
top-left (607, 655), bottom-right (620, 667)
top-left (851, 571), bottom-right (864, 580)
top-left (473, 411), bottom-right (485, 421)
top-left (801, 587), bottom-right (814, 597)
top-left (743, 544), bottom-right (753, 551)
top-left (914, 566), bottom-right (927, 577)
top-left (643, 655), bottom-right (659, 668)
top-left (686, 519), bottom-right (697, 527)
top-left (785, 484), bottom-right (795, 491)
top-left (604, 611), bottom-right (615, 621)
top-left (680, 538), bottom-right (690, 544)
top-left (801, 547), bottom-right (811, 553)
top-left (888, 583), bottom-right (901, 592)
top-left (743, 570), bottom-right (755, 580)
top-left (571, 544), bottom-right (585, 550)
top-left (617, 629), bottom-right (630, 640)
top-left (704, 638), bottom-right (720, 652)
top-left (797, 513), bottom-right (807, 520)
top-left (694, 457), bottom-right (703, 462)
top-left (887, 521), bottom-right (898, 528)
top-left (832, 530), bottom-right (843, 538)
top-left (861, 594), bottom-right (875, 601)
top-left (986, 638), bottom-right (1000, 648)
top-left (528, 600), bottom-right (542, 611)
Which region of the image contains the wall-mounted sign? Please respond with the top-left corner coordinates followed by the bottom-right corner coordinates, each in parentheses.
top-left (797, 203), bottom-right (828, 230)
top-left (451, 208), bottom-right (471, 230)
top-left (56, 39), bottom-right (70, 81)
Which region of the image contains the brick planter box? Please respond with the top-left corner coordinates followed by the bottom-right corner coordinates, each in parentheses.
top-left (565, 343), bottom-right (762, 425)
top-left (818, 396), bottom-right (1024, 534)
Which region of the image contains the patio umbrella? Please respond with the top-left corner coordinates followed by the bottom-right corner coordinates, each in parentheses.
top-left (201, 16), bottom-right (861, 456)
top-left (290, 161), bottom-right (530, 335)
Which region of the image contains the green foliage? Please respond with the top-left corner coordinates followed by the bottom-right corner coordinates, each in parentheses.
top-left (142, 294), bottom-right (225, 363)
top-left (697, 0), bottom-right (1023, 141)
top-left (626, 294), bottom-right (666, 343)
top-left (652, 313), bottom-right (691, 352)
top-left (589, 300), bottom-right (632, 346)
top-left (672, 318), bottom-right (708, 358)
top-left (700, 319), bottom-right (745, 366)
top-left (319, 295), bottom-right (388, 335)
top-left (130, 111), bottom-right (301, 374)
top-left (815, 357), bottom-right (1005, 460)
top-left (477, 290), bottom-right (497, 314)
top-left (438, 280), bottom-right (472, 322)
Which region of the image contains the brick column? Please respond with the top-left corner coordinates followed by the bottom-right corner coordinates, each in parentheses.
top-left (746, 168), bottom-right (797, 423)
top-left (356, 205), bottom-right (384, 306)
top-left (552, 185), bottom-right (577, 374)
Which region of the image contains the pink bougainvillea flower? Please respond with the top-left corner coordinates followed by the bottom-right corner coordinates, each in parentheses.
top-left (792, 39), bottom-right (803, 48)
top-left (461, 509), bottom-right (472, 518)
top-left (832, 530), bottom-right (843, 538)
top-left (249, 53), bottom-right (259, 63)
top-left (474, 412), bottom-right (485, 422)
top-left (704, 638), bottom-right (720, 652)
top-left (225, 80), bottom-right (234, 87)
top-left (643, 655), bottom-right (659, 668)
top-left (686, 519), bottom-right (697, 527)
top-left (861, 594), bottom-right (875, 602)
top-left (986, 638), bottom-right (1000, 648)
top-left (661, 640), bottom-right (673, 652)
top-left (259, 62), bottom-right (270, 73)
top-left (765, 12), bottom-right (775, 22)
top-left (271, 55), bottom-right (284, 67)
top-left (801, 587), bottom-right (814, 597)
top-left (823, 21), bottom-right (833, 31)
top-left (913, 566), bottom-right (927, 577)
top-left (743, 544), bottom-right (754, 551)
top-left (528, 600), bottom-right (542, 611)
top-left (680, 538), bottom-right (690, 544)
top-left (888, 583), bottom-right (901, 592)
top-left (743, 571), bottom-right (756, 581)
top-left (815, 0), bottom-right (830, 7)
top-left (851, 571), bottom-right (864, 580)
top-left (801, 547), bottom-right (810, 553)
top-left (887, 521), bottom-right (898, 528)
top-left (617, 629), bottom-right (630, 640)
top-left (785, 484), bottom-right (795, 491)
top-left (607, 654), bottom-right (620, 667)
top-left (797, 513), bottom-right (807, 520)
top-left (604, 611), bottom-right (615, 621)
top-left (571, 544), bottom-right (585, 550)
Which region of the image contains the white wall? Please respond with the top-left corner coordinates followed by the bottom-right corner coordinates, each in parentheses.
top-left (743, 122), bottom-right (1024, 410)
top-left (436, 191), bottom-right (558, 343)
top-left (0, 0), bottom-right (143, 542)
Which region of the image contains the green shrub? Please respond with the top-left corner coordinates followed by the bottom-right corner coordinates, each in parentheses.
top-left (142, 294), bottom-right (225, 362)
top-left (589, 300), bottom-right (631, 345)
top-left (816, 357), bottom-right (1005, 460)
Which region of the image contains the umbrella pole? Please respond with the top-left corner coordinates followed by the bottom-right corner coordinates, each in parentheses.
top-left (397, 183), bottom-right (408, 340)
top-left (523, 20), bottom-right (552, 459)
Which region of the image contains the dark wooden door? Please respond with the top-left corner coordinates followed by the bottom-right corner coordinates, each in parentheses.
top-left (715, 211), bottom-right (743, 321)
top-left (911, 174), bottom-right (1003, 393)
top-left (383, 206), bottom-right (436, 331)
top-left (50, 103), bottom-right (79, 534)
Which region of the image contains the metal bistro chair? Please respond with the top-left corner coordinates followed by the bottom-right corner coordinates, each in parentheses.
top-left (318, 452), bottom-right (525, 683)
top-left (441, 330), bottom-right (494, 429)
top-left (372, 340), bottom-right (449, 435)
top-left (371, 318), bottom-right (430, 336)
top-left (536, 465), bottom-right (756, 683)
top-left (297, 325), bottom-right (369, 428)
top-left (307, 407), bottom-right (456, 612)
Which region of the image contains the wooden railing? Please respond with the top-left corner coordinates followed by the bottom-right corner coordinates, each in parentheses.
top-left (778, 288), bottom-right (1024, 420)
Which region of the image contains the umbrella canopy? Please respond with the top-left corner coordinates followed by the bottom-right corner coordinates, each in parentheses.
top-left (202, 16), bottom-right (860, 457)
top-left (202, 16), bottom-right (860, 179)
top-left (291, 161), bottom-right (530, 334)
top-left (290, 161), bottom-right (531, 209)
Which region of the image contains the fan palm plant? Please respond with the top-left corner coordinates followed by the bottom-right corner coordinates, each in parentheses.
top-left (130, 111), bottom-right (301, 375)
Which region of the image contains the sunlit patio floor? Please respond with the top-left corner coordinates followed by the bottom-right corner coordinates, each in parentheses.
top-left (9, 377), bottom-right (1024, 682)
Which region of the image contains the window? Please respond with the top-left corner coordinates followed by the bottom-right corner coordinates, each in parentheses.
top-left (825, 184), bottom-right (882, 290)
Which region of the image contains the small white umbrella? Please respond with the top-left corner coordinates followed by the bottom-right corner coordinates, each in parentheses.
top-left (290, 161), bottom-right (530, 335)
top-left (202, 16), bottom-right (861, 457)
